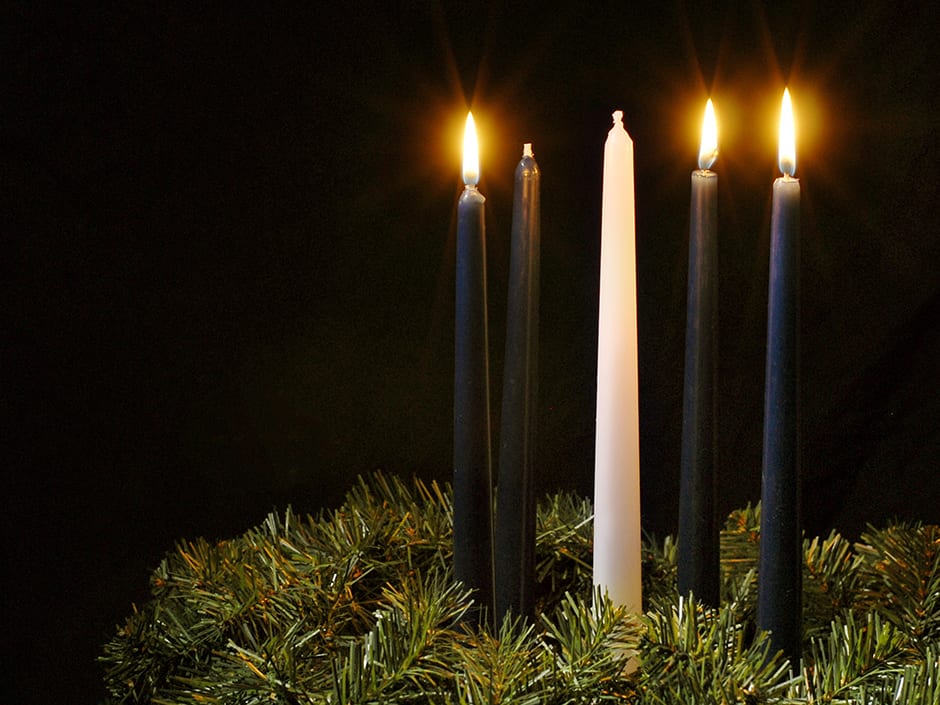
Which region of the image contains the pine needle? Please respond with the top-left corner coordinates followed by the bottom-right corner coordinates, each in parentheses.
top-left (101, 472), bottom-right (940, 705)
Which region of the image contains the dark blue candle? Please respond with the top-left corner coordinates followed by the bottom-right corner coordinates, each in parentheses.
top-left (678, 99), bottom-right (720, 607)
top-left (453, 112), bottom-right (494, 620)
top-left (495, 143), bottom-right (540, 623)
top-left (757, 89), bottom-right (801, 667)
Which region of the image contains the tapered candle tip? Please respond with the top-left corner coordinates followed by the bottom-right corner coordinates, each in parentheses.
top-left (612, 110), bottom-right (623, 125)
top-left (523, 143), bottom-right (533, 158)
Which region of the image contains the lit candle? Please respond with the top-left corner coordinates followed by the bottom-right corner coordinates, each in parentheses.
top-left (678, 99), bottom-right (720, 606)
top-left (757, 88), bottom-right (801, 666)
top-left (593, 111), bottom-right (642, 612)
top-left (495, 143), bottom-right (540, 623)
top-left (454, 111), bottom-right (494, 619)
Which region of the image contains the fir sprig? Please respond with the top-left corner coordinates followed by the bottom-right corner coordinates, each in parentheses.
top-left (534, 491), bottom-right (594, 612)
top-left (540, 590), bottom-right (641, 702)
top-left (101, 471), bottom-right (940, 705)
top-left (637, 596), bottom-right (795, 705)
top-left (452, 616), bottom-right (543, 705)
top-left (856, 522), bottom-right (940, 651)
top-left (800, 611), bottom-right (906, 703)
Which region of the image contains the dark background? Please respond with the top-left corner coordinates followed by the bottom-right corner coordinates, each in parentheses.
top-left (4, 2), bottom-right (939, 702)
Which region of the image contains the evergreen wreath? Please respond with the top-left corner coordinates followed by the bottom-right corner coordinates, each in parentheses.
top-left (101, 472), bottom-right (940, 704)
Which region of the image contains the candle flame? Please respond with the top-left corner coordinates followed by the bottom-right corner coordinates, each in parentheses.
top-left (698, 98), bottom-right (718, 170)
top-left (778, 88), bottom-right (796, 177)
top-left (463, 112), bottom-right (479, 186)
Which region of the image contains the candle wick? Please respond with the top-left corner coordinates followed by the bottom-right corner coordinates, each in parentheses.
top-left (523, 143), bottom-right (533, 158)
top-left (612, 110), bottom-right (623, 125)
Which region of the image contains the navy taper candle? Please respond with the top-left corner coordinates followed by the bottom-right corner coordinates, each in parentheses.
top-left (757, 89), bottom-right (801, 667)
top-left (495, 143), bottom-right (540, 624)
top-left (678, 100), bottom-right (719, 606)
top-left (454, 112), bottom-right (494, 620)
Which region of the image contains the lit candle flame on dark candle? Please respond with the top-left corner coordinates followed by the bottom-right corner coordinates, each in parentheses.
top-left (778, 88), bottom-right (796, 177)
top-left (758, 84), bottom-right (802, 666)
top-left (453, 107), bottom-right (493, 621)
top-left (679, 97), bottom-right (720, 607)
top-left (463, 112), bottom-right (480, 186)
top-left (698, 98), bottom-right (718, 171)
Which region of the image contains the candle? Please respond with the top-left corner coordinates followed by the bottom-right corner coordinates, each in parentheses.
top-left (453, 111), bottom-right (494, 619)
top-left (678, 99), bottom-right (720, 606)
top-left (495, 143), bottom-right (540, 623)
top-left (757, 88), bottom-right (802, 666)
top-left (593, 111), bottom-right (642, 613)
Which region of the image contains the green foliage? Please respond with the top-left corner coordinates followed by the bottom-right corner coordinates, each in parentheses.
top-left (801, 530), bottom-right (863, 639)
top-left (102, 472), bottom-right (940, 704)
top-left (641, 533), bottom-right (678, 609)
top-left (452, 615), bottom-right (543, 705)
top-left (637, 597), bottom-right (795, 705)
top-left (534, 492), bottom-right (594, 613)
top-left (539, 591), bottom-right (641, 702)
top-left (330, 570), bottom-right (470, 704)
top-left (800, 611), bottom-right (906, 703)
top-left (856, 522), bottom-right (940, 650)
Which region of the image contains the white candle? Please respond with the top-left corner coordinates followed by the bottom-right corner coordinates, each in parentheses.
top-left (593, 110), bottom-right (642, 613)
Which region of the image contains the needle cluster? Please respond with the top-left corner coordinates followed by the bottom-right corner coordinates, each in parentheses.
top-left (101, 472), bottom-right (940, 704)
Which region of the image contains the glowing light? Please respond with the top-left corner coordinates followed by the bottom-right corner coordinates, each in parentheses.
top-left (463, 112), bottom-right (479, 186)
top-left (778, 88), bottom-right (796, 177)
top-left (698, 98), bottom-right (718, 170)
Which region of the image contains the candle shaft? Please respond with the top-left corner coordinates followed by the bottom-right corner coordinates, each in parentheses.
top-left (593, 112), bottom-right (642, 612)
top-left (757, 175), bottom-right (801, 665)
top-left (495, 145), bottom-right (540, 624)
top-left (454, 183), bottom-right (494, 620)
top-left (678, 168), bottom-right (719, 606)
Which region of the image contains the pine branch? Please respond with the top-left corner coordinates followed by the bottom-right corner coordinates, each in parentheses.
top-left (719, 503), bottom-right (762, 625)
top-left (451, 616), bottom-right (543, 705)
top-left (534, 491), bottom-right (594, 612)
top-left (642, 533), bottom-right (678, 609)
top-left (801, 531), bottom-right (863, 641)
top-left (798, 611), bottom-right (906, 704)
top-left (540, 590), bottom-right (642, 702)
top-left (637, 595), bottom-right (795, 705)
top-left (855, 522), bottom-right (940, 651)
top-left (101, 472), bottom-right (940, 705)
top-left (329, 569), bottom-right (471, 704)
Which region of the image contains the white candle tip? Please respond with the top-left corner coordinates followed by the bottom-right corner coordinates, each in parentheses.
top-left (612, 110), bottom-right (623, 125)
top-left (523, 143), bottom-right (533, 158)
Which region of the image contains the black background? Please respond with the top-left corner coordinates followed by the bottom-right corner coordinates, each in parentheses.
top-left (4, 2), bottom-right (939, 702)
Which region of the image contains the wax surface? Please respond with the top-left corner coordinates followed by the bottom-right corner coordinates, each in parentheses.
top-left (454, 184), bottom-right (494, 617)
top-left (495, 148), bottom-right (540, 623)
top-left (593, 113), bottom-right (642, 613)
top-left (758, 175), bottom-right (801, 665)
top-left (678, 169), bottom-right (719, 606)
